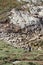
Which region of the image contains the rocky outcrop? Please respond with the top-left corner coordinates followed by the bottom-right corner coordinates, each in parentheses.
top-left (17, 0), bottom-right (43, 5)
top-left (9, 9), bottom-right (40, 28)
top-left (9, 5), bottom-right (43, 32)
top-left (0, 0), bottom-right (43, 50)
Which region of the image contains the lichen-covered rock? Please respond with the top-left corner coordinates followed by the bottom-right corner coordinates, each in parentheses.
top-left (0, 0), bottom-right (43, 51)
top-left (9, 9), bottom-right (40, 29)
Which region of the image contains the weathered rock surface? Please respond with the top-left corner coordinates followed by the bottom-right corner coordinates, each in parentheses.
top-left (9, 9), bottom-right (40, 29)
top-left (17, 0), bottom-right (43, 5)
top-left (0, 0), bottom-right (43, 50)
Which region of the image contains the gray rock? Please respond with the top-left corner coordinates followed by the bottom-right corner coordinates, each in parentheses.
top-left (17, 0), bottom-right (43, 4)
top-left (9, 8), bottom-right (40, 29)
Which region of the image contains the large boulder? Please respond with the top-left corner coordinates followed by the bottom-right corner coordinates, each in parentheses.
top-left (9, 9), bottom-right (40, 29)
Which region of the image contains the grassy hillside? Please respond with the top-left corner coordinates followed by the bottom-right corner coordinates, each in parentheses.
top-left (0, 0), bottom-right (20, 20)
top-left (0, 0), bottom-right (26, 20)
top-left (0, 40), bottom-right (43, 65)
top-left (0, 0), bottom-right (26, 14)
top-left (0, 0), bottom-right (21, 14)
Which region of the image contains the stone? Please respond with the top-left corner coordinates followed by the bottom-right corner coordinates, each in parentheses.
top-left (39, 10), bottom-right (43, 17)
top-left (38, 47), bottom-right (42, 51)
top-left (0, 0), bottom-right (43, 51)
top-left (9, 8), bottom-right (41, 30)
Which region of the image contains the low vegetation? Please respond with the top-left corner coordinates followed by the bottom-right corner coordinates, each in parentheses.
top-left (0, 40), bottom-right (43, 65)
top-left (0, 0), bottom-right (28, 20)
top-left (0, 0), bottom-right (28, 14)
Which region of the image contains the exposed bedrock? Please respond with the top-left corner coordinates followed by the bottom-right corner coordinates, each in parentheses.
top-left (0, 0), bottom-right (43, 50)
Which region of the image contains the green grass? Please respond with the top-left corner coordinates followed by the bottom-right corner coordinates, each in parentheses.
top-left (15, 62), bottom-right (40, 65)
top-left (1, 62), bottom-right (40, 65)
top-left (0, 40), bottom-right (24, 65)
top-left (0, 40), bottom-right (43, 65)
